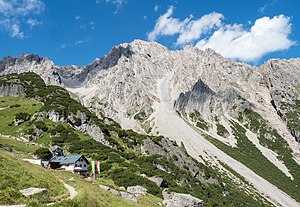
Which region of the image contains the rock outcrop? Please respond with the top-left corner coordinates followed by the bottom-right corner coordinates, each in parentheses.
top-left (0, 84), bottom-right (25, 97)
top-left (126, 185), bottom-right (148, 196)
top-left (163, 190), bottom-right (203, 207)
top-left (0, 54), bottom-right (61, 85)
top-left (20, 187), bottom-right (47, 197)
top-left (99, 184), bottom-right (138, 203)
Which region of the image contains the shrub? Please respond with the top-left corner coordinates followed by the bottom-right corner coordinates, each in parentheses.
top-left (15, 112), bottom-right (30, 121)
top-left (34, 121), bottom-right (48, 132)
top-left (10, 104), bottom-right (21, 108)
top-left (34, 147), bottom-right (52, 160)
top-left (216, 123), bottom-right (229, 137)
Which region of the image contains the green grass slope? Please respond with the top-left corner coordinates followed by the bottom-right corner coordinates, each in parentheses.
top-left (0, 149), bottom-right (67, 206)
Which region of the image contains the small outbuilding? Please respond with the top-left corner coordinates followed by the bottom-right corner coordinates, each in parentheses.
top-left (49, 154), bottom-right (89, 174)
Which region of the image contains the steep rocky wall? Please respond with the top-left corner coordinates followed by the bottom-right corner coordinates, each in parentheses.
top-left (0, 84), bottom-right (25, 97)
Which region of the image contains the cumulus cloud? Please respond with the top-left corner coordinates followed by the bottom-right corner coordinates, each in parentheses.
top-left (148, 7), bottom-right (295, 62)
top-left (147, 7), bottom-right (223, 45)
top-left (147, 6), bottom-right (187, 41)
top-left (176, 12), bottom-right (223, 45)
top-left (197, 15), bottom-right (294, 62)
top-left (0, 0), bottom-right (45, 38)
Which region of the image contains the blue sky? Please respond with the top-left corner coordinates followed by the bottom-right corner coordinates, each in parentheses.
top-left (0, 0), bottom-right (299, 66)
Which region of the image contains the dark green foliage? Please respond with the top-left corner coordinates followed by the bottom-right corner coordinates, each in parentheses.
top-left (172, 154), bottom-right (178, 161)
top-left (216, 123), bottom-right (229, 136)
top-left (190, 110), bottom-right (208, 130)
top-left (34, 121), bottom-right (48, 132)
top-left (34, 147), bottom-right (52, 160)
top-left (15, 112), bottom-right (30, 121)
top-left (196, 122), bottom-right (208, 130)
top-left (9, 104), bottom-right (21, 108)
top-left (239, 109), bottom-right (300, 202)
top-left (133, 111), bottom-right (147, 121)
top-left (208, 118), bottom-right (300, 202)
top-left (110, 168), bottom-right (161, 197)
top-left (151, 136), bottom-right (163, 146)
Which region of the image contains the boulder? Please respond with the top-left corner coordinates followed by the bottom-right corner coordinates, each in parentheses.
top-left (98, 184), bottom-right (138, 203)
top-left (1, 145), bottom-right (13, 152)
top-left (127, 185), bottom-right (148, 196)
top-left (120, 191), bottom-right (138, 203)
top-left (108, 188), bottom-right (120, 196)
top-left (20, 187), bottom-right (47, 197)
top-left (149, 176), bottom-right (164, 187)
top-left (163, 190), bottom-right (203, 207)
top-left (99, 184), bottom-right (110, 191)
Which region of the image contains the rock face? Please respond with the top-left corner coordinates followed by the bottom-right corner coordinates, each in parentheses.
top-left (126, 185), bottom-right (148, 196)
top-left (141, 137), bottom-right (213, 184)
top-left (1, 41), bottom-right (299, 134)
top-left (0, 84), bottom-right (25, 97)
top-left (0, 54), bottom-right (61, 85)
top-left (98, 184), bottom-right (138, 203)
top-left (163, 190), bottom-right (203, 207)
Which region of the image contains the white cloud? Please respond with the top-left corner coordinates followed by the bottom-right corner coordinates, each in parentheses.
top-left (197, 15), bottom-right (295, 62)
top-left (11, 23), bottom-right (24, 38)
top-left (0, 0), bottom-right (45, 38)
top-left (148, 6), bottom-right (186, 41)
top-left (258, 4), bottom-right (267, 13)
top-left (75, 15), bottom-right (81, 20)
top-left (97, 0), bottom-right (127, 14)
top-left (26, 18), bottom-right (41, 27)
top-left (0, 19), bottom-right (24, 39)
top-left (105, 0), bottom-right (126, 6)
top-left (59, 43), bottom-right (67, 49)
top-left (258, 0), bottom-right (279, 14)
top-left (147, 7), bottom-right (223, 45)
top-left (75, 38), bottom-right (89, 45)
top-left (0, 0), bottom-right (44, 16)
top-left (176, 12), bottom-right (223, 45)
top-left (148, 7), bottom-right (295, 62)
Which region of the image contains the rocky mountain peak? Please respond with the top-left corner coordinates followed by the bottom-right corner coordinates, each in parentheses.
top-left (0, 53), bottom-right (60, 86)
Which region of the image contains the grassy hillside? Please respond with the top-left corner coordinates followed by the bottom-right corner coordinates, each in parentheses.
top-left (0, 145), bottom-right (162, 207)
top-left (52, 171), bottom-right (162, 207)
top-left (0, 72), bottom-right (274, 206)
top-left (0, 149), bottom-right (67, 206)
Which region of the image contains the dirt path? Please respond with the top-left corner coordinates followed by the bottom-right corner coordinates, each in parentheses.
top-left (63, 182), bottom-right (78, 200)
top-left (47, 178), bottom-right (78, 206)
top-left (150, 75), bottom-right (300, 207)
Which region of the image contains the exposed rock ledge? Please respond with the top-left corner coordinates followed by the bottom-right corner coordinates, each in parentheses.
top-left (163, 190), bottom-right (203, 207)
top-left (0, 84), bottom-right (25, 97)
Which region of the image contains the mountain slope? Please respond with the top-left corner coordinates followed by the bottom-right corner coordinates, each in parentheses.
top-left (0, 72), bottom-right (272, 206)
top-left (1, 40), bottom-right (300, 206)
